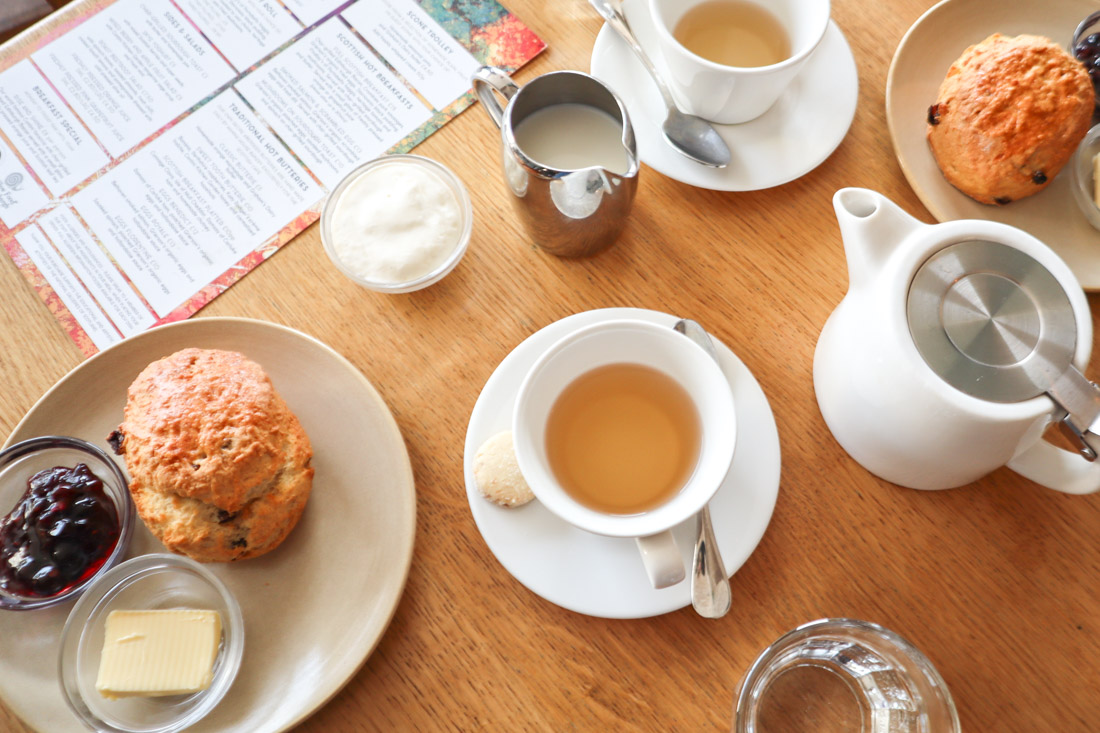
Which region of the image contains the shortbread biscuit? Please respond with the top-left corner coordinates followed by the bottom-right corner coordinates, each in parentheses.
top-left (473, 431), bottom-right (534, 508)
top-left (111, 348), bottom-right (313, 562)
top-left (927, 33), bottom-right (1094, 205)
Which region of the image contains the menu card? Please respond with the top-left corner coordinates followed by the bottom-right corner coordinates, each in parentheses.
top-left (0, 0), bottom-right (544, 355)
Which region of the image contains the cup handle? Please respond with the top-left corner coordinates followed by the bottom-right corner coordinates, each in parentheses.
top-left (1007, 439), bottom-right (1100, 494)
top-left (635, 531), bottom-right (686, 589)
top-left (472, 66), bottom-right (520, 130)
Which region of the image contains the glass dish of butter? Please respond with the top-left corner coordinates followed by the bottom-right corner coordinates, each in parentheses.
top-left (1071, 123), bottom-right (1100, 231)
top-left (58, 554), bottom-right (244, 733)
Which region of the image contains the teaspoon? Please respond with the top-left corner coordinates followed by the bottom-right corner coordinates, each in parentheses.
top-left (674, 318), bottom-right (732, 618)
top-left (589, 0), bottom-right (731, 169)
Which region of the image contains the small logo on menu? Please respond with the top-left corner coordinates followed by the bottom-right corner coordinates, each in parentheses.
top-left (0, 150), bottom-right (24, 209)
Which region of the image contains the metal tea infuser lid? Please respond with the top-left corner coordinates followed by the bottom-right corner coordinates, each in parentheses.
top-left (907, 240), bottom-right (1100, 460)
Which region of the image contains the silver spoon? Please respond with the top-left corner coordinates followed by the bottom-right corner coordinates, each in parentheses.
top-left (589, 0), bottom-right (731, 169)
top-left (673, 318), bottom-right (732, 618)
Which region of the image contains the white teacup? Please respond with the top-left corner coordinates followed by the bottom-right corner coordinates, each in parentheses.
top-left (649, 0), bottom-right (830, 124)
top-left (512, 319), bottom-right (736, 589)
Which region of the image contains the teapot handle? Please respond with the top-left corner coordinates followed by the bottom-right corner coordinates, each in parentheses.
top-left (1007, 437), bottom-right (1100, 494)
top-left (472, 66), bottom-right (520, 130)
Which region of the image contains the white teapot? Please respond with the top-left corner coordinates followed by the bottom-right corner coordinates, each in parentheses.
top-left (814, 188), bottom-right (1100, 493)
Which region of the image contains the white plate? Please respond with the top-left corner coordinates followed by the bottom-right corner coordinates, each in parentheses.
top-left (589, 0), bottom-right (858, 191)
top-left (463, 308), bottom-right (781, 619)
top-left (0, 318), bottom-right (416, 733)
top-left (886, 0), bottom-right (1100, 291)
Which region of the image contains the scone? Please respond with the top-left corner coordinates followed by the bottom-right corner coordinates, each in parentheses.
top-left (927, 33), bottom-right (1094, 205)
top-left (473, 431), bottom-right (534, 508)
top-left (111, 348), bottom-right (313, 562)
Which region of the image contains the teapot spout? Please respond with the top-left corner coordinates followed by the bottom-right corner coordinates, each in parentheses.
top-left (832, 188), bottom-right (923, 289)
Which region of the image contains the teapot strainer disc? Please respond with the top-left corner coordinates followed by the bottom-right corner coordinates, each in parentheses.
top-left (907, 240), bottom-right (1100, 459)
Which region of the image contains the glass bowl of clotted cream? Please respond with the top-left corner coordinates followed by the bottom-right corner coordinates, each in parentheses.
top-left (320, 154), bottom-right (473, 293)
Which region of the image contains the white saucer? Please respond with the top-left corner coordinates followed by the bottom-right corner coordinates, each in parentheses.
top-left (589, 0), bottom-right (859, 191)
top-left (463, 308), bottom-right (781, 619)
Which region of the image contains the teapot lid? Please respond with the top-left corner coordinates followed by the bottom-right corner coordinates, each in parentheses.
top-left (906, 240), bottom-right (1077, 404)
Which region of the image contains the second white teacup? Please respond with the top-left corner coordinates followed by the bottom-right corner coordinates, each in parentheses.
top-left (649, 0), bottom-right (831, 124)
top-left (513, 319), bottom-right (736, 589)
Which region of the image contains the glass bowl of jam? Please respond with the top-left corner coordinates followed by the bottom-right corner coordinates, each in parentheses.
top-left (1072, 10), bottom-right (1100, 120)
top-left (0, 436), bottom-right (135, 611)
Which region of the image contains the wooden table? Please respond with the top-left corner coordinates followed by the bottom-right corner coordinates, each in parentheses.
top-left (2, 0), bottom-right (1098, 730)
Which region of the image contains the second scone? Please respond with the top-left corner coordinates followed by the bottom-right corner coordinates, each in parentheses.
top-left (114, 348), bottom-right (313, 562)
top-left (926, 33), bottom-right (1094, 205)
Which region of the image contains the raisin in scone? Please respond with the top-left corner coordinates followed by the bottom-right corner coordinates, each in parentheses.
top-left (927, 33), bottom-right (1094, 205)
top-left (111, 348), bottom-right (313, 562)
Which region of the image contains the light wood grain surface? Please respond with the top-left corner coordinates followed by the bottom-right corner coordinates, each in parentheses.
top-left (2, 0), bottom-right (1099, 731)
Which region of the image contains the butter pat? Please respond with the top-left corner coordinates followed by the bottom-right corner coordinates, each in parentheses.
top-left (96, 609), bottom-right (222, 699)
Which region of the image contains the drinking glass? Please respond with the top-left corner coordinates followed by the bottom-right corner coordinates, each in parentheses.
top-left (733, 618), bottom-right (960, 733)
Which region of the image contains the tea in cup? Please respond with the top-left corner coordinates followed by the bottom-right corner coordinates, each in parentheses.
top-left (512, 319), bottom-right (736, 589)
top-left (648, 0), bottom-right (830, 124)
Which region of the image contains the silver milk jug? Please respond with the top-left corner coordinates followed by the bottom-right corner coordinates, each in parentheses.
top-left (472, 66), bottom-right (639, 257)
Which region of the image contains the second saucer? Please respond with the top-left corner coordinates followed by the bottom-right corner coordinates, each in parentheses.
top-left (589, 0), bottom-right (858, 191)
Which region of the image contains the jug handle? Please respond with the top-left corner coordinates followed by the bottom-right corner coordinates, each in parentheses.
top-left (472, 66), bottom-right (520, 130)
top-left (1007, 437), bottom-right (1100, 495)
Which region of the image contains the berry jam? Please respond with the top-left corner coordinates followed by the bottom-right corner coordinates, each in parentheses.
top-left (0, 464), bottom-right (120, 598)
top-left (1073, 32), bottom-right (1100, 116)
